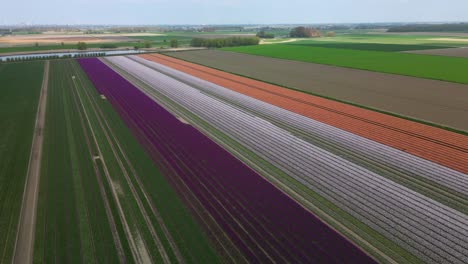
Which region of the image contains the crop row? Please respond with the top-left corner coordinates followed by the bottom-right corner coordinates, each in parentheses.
top-left (141, 53), bottom-right (468, 173)
top-left (108, 56), bottom-right (468, 264)
top-left (79, 57), bottom-right (375, 263)
top-left (131, 55), bottom-right (468, 197)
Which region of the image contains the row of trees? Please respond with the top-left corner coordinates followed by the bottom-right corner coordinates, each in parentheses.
top-left (256, 31), bottom-right (275, 39)
top-left (191, 37), bottom-right (260, 48)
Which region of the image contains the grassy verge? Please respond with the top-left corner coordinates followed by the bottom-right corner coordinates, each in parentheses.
top-left (0, 61), bottom-right (44, 263)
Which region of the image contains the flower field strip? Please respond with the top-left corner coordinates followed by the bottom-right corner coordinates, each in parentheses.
top-left (110, 56), bottom-right (468, 264)
top-left (70, 58), bottom-right (219, 263)
top-left (149, 53), bottom-right (468, 153)
top-left (0, 61), bottom-right (44, 263)
top-left (99, 58), bottom-right (257, 263)
top-left (130, 55), bottom-right (468, 208)
top-left (82, 57), bottom-right (322, 262)
top-left (141, 54), bottom-right (468, 174)
top-left (69, 59), bottom-right (220, 264)
top-left (78, 57), bottom-right (376, 263)
top-left (86, 56), bottom-right (374, 262)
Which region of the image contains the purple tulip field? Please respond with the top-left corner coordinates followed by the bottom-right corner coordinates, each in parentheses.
top-left (78, 58), bottom-right (376, 263)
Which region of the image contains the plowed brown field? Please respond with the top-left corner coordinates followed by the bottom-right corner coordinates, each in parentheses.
top-left (139, 54), bottom-right (468, 174)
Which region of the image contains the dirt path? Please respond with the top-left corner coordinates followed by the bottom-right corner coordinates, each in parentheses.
top-left (12, 60), bottom-right (49, 264)
top-left (260, 38), bottom-right (297, 45)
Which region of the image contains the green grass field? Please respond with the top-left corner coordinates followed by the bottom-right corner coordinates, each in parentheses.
top-left (33, 59), bottom-right (219, 262)
top-left (128, 35), bottom-right (193, 47)
top-left (289, 41), bottom-right (451, 51)
top-left (0, 61), bottom-right (44, 263)
top-left (301, 33), bottom-right (468, 46)
top-left (223, 44), bottom-right (468, 84)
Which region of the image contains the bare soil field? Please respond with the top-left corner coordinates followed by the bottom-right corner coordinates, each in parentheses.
top-left (404, 47), bottom-right (468, 58)
top-left (169, 50), bottom-right (468, 131)
top-left (0, 33), bottom-right (163, 46)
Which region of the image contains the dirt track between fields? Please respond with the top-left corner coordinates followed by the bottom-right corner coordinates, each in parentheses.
top-left (13, 60), bottom-right (49, 264)
top-left (404, 47), bottom-right (468, 58)
top-left (168, 49), bottom-right (468, 131)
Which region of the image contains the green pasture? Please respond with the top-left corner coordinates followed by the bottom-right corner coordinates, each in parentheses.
top-left (0, 61), bottom-right (44, 263)
top-left (223, 44), bottom-right (468, 84)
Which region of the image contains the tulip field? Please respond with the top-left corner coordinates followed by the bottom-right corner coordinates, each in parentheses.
top-left (3, 51), bottom-right (467, 263)
top-left (92, 55), bottom-right (467, 264)
top-left (32, 59), bottom-right (218, 263)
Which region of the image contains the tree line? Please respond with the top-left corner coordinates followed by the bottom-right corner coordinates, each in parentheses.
top-left (191, 36), bottom-right (260, 48)
top-left (256, 31), bottom-right (275, 39)
top-left (289, 27), bottom-right (321, 38)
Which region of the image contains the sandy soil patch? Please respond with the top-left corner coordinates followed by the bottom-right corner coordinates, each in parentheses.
top-left (0, 33), bottom-right (164, 45)
top-left (169, 49), bottom-right (468, 131)
top-left (404, 47), bottom-right (468, 58)
top-left (260, 38), bottom-right (298, 45)
top-left (427, 38), bottom-right (468, 42)
top-left (176, 116), bottom-right (190, 125)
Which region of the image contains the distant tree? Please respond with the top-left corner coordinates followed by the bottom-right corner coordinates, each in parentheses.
top-left (143, 40), bottom-right (152, 48)
top-left (77, 42), bottom-right (87, 50)
top-left (326, 31), bottom-right (335, 37)
top-left (163, 39), bottom-right (167, 43)
top-left (289, 27), bottom-right (321, 38)
top-left (134, 46), bottom-right (140, 50)
top-left (61, 42), bottom-right (65, 46)
top-left (34, 42), bottom-right (39, 47)
top-left (170, 39), bottom-right (179, 48)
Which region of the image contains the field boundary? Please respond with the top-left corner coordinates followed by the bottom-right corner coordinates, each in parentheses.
top-left (12, 60), bottom-right (50, 264)
top-left (220, 47), bottom-right (468, 85)
top-left (163, 51), bottom-right (468, 136)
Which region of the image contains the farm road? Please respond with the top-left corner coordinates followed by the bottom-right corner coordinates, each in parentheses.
top-left (13, 60), bottom-right (49, 264)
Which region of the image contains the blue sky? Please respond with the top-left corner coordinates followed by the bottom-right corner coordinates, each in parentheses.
top-left (3, 0), bottom-right (468, 25)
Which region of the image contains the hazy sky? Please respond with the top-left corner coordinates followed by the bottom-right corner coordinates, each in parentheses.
top-left (3, 0), bottom-right (468, 25)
